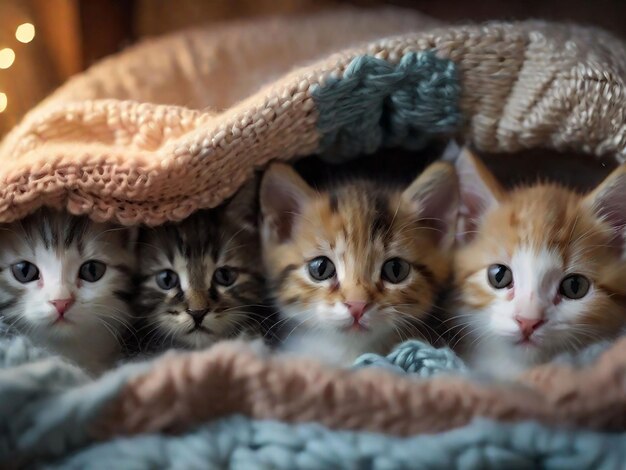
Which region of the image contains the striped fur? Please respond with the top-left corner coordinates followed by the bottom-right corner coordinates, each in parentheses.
top-left (448, 149), bottom-right (626, 379)
top-left (260, 162), bottom-right (458, 366)
top-left (0, 208), bottom-right (136, 373)
top-left (135, 183), bottom-right (268, 351)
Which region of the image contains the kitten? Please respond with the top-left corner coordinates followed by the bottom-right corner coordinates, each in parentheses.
top-left (448, 148), bottom-right (626, 379)
top-left (259, 162), bottom-right (458, 366)
top-left (135, 182), bottom-right (268, 352)
top-left (0, 208), bottom-right (136, 373)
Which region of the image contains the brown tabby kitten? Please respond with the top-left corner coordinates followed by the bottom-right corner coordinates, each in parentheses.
top-left (260, 162), bottom-right (458, 366)
top-left (135, 182), bottom-right (268, 351)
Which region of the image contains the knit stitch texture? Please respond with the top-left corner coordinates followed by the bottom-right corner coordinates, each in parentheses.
top-left (48, 416), bottom-right (626, 470)
top-left (313, 51), bottom-right (460, 160)
top-left (0, 332), bottom-right (621, 468)
top-left (1, 9), bottom-right (625, 225)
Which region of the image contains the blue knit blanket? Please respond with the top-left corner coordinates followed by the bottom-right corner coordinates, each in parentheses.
top-left (0, 331), bottom-right (621, 469)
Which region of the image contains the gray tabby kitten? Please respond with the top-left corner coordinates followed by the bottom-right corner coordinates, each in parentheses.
top-left (135, 182), bottom-right (270, 351)
top-left (0, 209), bottom-right (136, 373)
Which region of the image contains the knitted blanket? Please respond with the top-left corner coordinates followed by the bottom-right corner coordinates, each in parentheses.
top-left (3, 6), bottom-right (626, 468)
top-left (2, 334), bottom-right (625, 468)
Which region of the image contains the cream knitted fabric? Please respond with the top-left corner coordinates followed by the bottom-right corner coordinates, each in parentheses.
top-left (0, 8), bottom-right (624, 225)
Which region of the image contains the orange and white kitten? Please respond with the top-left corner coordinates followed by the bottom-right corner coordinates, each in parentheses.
top-left (449, 149), bottom-right (626, 379)
top-left (260, 162), bottom-right (458, 366)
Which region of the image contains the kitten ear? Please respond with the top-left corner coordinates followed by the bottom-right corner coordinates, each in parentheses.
top-left (583, 164), bottom-right (626, 248)
top-left (260, 163), bottom-right (315, 243)
top-left (440, 139), bottom-right (462, 162)
top-left (402, 161), bottom-right (459, 250)
top-left (224, 176), bottom-right (260, 231)
top-left (455, 148), bottom-right (504, 243)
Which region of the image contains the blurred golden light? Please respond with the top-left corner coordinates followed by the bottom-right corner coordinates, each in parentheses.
top-left (15, 23), bottom-right (35, 43)
top-left (0, 93), bottom-right (7, 113)
top-left (0, 48), bottom-right (15, 69)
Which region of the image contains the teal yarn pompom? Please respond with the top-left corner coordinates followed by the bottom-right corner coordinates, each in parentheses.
top-left (312, 51), bottom-right (460, 162)
top-left (354, 340), bottom-right (466, 377)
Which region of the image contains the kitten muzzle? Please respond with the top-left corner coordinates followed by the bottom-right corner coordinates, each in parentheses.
top-left (185, 309), bottom-right (213, 335)
top-left (345, 301), bottom-right (370, 321)
top-left (50, 298), bottom-right (75, 317)
top-left (187, 308), bottom-right (209, 325)
top-left (188, 325), bottom-right (213, 335)
top-left (341, 301), bottom-right (372, 333)
top-left (514, 315), bottom-right (545, 340)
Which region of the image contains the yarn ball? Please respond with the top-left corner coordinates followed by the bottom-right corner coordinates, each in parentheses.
top-left (353, 340), bottom-right (467, 377)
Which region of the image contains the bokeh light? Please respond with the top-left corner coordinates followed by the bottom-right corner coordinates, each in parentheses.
top-left (15, 23), bottom-right (36, 43)
top-left (0, 48), bottom-right (15, 69)
top-left (0, 93), bottom-right (7, 113)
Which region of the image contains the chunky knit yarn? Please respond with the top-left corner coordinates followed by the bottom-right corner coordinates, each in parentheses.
top-left (354, 340), bottom-right (467, 376)
top-left (0, 9), bottom-right (625, 225)
top-left (1, 334), bottom-right (624, 468)
top-left (49, 416), bottom-right (626, 470)
top-left (313, 51), bottom-right (460, 160)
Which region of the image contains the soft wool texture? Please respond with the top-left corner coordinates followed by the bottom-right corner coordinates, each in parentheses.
top-left (0, 333), bottom-right (623, 468)
top-left (1, 9), bottom-right (626, 226)
top-left (49, 417), bottom-right (626, 470)
top-left (97, 338), bottom-right (626, 438)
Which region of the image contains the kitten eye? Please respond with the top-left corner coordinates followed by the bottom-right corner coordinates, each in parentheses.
top-left (487, 264), bottom-right (513, 289)
top-left (11, 261), bottom-right (39, 283)
top-left (559, 274), bottom-right (590, 300)
top-left (307, 256), bottom-right (336, 281)
top-left (156, 269), bottom-right (179, 290)
top-left (79, 261), bottom-right (107, 282)
top-left (213, 267), bottom-right (238, 287)
top-left (381, 258), bottom-right (410, 283)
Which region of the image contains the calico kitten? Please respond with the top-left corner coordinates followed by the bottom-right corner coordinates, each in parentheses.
top-left (448, 149), bottom-right (626, 379)
top-left (135, 182), bottom-right (268, 351)
top-left (260, 162), bottom-right (458, 366)
top-left (0, 209), bottom-right (136, 373)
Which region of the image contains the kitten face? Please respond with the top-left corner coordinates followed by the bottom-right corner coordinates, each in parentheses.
top-left (136, 184), bottom-right (265, 350)
top-left (0, 209), bottom-right (136, 370)
top-left (451, 149), bottom-right (626, 376)
top-left (260, 163), bottom-right (458, 363)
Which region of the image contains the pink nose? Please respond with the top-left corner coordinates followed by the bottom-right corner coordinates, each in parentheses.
top-left (50, 298), bottom-right (74, 316)
top-left (345, 301), bottom-right (370, 321)
top-left (515, 315), bottom-right (545, 337)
